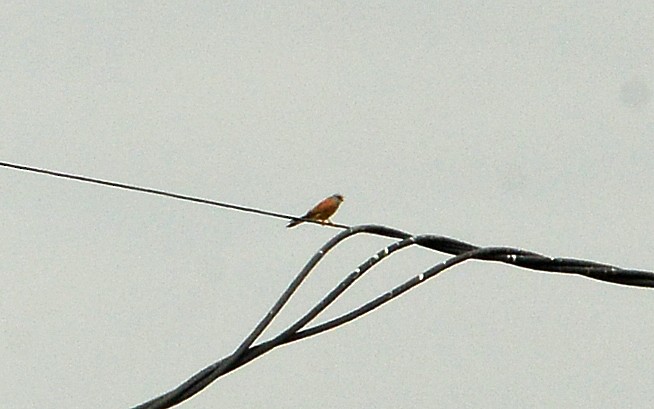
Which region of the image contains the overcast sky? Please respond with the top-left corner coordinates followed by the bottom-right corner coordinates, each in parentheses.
top-left (2, 2), bottom-right (653, 408)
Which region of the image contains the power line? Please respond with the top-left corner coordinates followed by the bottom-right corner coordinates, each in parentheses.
top-left (3, 162), bottom-right (652, 409)
top-left (132, 226), bottom-right (654, 409)
top-left (0, 161), bottom-right (349, 229)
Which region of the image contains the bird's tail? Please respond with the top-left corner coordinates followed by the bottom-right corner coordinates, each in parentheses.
top-left (286, 219), bottom-right (302, 228)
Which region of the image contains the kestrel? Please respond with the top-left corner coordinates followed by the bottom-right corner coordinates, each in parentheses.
top-left (286, 194), bottom-right (345, 228)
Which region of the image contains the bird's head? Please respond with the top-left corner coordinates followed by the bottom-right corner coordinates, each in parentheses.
top-left (333, 194), bottom-right (344, 202)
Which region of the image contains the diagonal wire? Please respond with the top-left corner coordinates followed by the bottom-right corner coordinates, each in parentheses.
top-left (294, 245), bottom-right (534, 340)
top-left (0, 161), bottom-right (349, 229)
top-left (131, 227), bottom-right (366, 409)
top-left (3, 159), bottom-right (653, 287)
top-left (5, 159), bottom-right (649, 286)
top-left (132, 231), bottom-right (418, 409)
top-left (240, 247), bottom-right (526, 364)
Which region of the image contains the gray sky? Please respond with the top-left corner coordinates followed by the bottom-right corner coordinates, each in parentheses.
top-left (2, 2), bottom-right (653, 408)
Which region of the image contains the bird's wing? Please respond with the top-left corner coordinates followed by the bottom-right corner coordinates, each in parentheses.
top-left (309, 198), bottom-right (337, 219)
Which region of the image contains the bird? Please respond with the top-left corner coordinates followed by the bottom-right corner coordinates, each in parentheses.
top-left (286, 194), bottom-right (345, 228)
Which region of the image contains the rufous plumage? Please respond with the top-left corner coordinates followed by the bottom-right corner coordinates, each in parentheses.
top-left (287, 194), bottom-right (344, 228)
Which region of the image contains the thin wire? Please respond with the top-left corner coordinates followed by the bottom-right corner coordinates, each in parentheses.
top-left (0, 161), bottom-right (349, 229)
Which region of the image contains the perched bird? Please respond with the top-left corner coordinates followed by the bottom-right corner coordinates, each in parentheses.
top-left (286, 194), bottom-right (344, 228)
